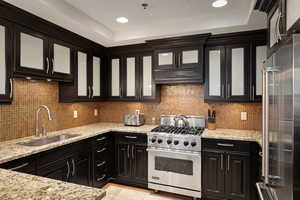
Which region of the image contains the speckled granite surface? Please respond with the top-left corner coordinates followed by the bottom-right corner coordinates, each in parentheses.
top-left (0, 169), bottom-right (105, 200)
top-left (203, 129), bottom-right (262, 147)
top-left (0, 123), bottom-right (262, 165)
top-left (0, 123), bottom-right (155, 165)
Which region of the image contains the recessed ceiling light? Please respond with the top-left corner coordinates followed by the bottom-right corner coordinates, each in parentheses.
top-left (116, 17), bottom-right (128, 24)
top-left (212, 0), bottom-right (228, 8)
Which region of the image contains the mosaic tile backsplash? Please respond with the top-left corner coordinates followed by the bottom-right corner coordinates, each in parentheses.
top-left (0, 79), bottom-right (262, 142)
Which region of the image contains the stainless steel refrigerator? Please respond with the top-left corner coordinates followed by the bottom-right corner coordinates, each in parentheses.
top-left (256, 34), bottom-right (300, 200)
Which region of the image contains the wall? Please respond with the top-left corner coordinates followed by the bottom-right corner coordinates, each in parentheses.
top-left (98, 84), bottom-right (262, 130)
top-left (0, 80), bottom-right (262, 142)
top-left (0, 79), bottom-right (101, 142)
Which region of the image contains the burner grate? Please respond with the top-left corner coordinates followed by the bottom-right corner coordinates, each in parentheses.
top-left (151, 126), bottom-right (204, 135)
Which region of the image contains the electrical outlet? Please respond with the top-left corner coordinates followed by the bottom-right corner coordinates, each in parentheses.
top-left (94, 109), bottom-right (98, 117)
top-left (241, 112), bottom-right (247, 121)
top-left (73, 110), bottom-right (78, 119)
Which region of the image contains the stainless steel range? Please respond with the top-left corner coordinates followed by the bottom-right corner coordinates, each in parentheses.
top-left (147, 115), bottom-right (205, 199)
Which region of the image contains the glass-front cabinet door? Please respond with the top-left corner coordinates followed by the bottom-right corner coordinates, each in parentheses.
top-left (123, 56), bottom-right (138, 100)
top-left (179, 47), bottom-right (201, 69)
top-left (253, 44), bottom-right (267, 101)
top-left (204, 46), bottom-right (226, 101)
top-left (0, 19), bottom-right (12, 104)
top-left (77, 51), bottom-right (89, 99)
top-left (156, 49), bottom-right (175, 70)
top-left (92, 56), bottom-right (101, 100)
top-left (110, 57), bottom-right (121, 99)
top-left (50, 40), bottom-right (73, 81)
top-left (15, 26), bottom-right (49, 77)
top-left (226, 44), bottom-right (250, 102)
top-left (140, 54), bottom-right (157, 101)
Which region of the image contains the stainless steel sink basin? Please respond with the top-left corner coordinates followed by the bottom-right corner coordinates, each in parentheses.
top-left (19, 134), bottom-right (81, 147)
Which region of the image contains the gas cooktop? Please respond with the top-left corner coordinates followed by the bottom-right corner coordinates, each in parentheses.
top-left (151, 126), bottom-right (204, 136)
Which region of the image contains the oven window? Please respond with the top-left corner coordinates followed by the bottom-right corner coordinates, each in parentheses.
top-left (155, 156), bottom-right (193, 175)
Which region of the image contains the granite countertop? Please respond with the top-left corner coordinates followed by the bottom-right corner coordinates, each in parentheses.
top-left (202, 129), bottom-right (262, 147)
top-left (0, 123), bottom-right (156, 165)
top-left (0, 123), bottom-right (262, 165)
top-left (0, 169), bottom-right (105, 200)
top-left (0, 123), bottom-right (261, 200)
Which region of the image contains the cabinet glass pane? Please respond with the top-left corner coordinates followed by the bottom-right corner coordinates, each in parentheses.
top-left (231, 48), bottom-right (244, 96)
top-left (77, 52), bottom-right (87, 96)
top-left (158, 52), bottom-right (173, 65)
top-left (182, 50), bottom-right (198, 64)
top-left (143, 56), bottom-right (152, 97)
top-left (209, 50), bottom-right (221, 96)
top-left (126, 57), bottom-right (135, 97)
top-left (20, 33), bottom-right (44, 70)
top-left (111, 58), bottom-right (120, 96)
top-left (256, 46), bottom-right (267, 96)
top-left (53, 44), bottom-right (71, 74)
top-left (0, 25), bottom-right (5, 95)
top-left (93, 56), bottom-right (101, 97)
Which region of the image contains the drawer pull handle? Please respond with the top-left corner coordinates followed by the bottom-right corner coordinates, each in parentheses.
top-left (8, 163), bottom-right (29, 171)
top-left (97, 137), bottom-right (107, 141)
top-left (97, 174), bottom-right (106, 182)
top-left (97, 148), bottom-right (107, 153)
top-left (217, 143), bottom-right (234, 147)
top-left (97, 161), bottom-right (106, 167)
top-left (125, 136), bottom-right (137, 139)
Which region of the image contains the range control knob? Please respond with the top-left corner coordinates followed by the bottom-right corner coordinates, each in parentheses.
top-left (167, 140), bottom-right (172, 145)
top-left (157, 139), bottom-right (163, 144)
top-left (151, 138), bottom-right (156, 143)
top-left (191, 142), bottom-right (197, 147)
top-left (174, 140), bottom-right (179, 145)
top-left (184, 141), bottom-right (189, 146)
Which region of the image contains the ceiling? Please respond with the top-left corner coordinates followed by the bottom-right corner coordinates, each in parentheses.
top-left (3, 0), bottom-right (267, 47)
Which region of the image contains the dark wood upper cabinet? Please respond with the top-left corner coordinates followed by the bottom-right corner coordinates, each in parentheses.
top-left (14, 25), bottom-right (49, 79)
top-left (225, 44), bottom-right (251, 102)
top-left (49, 39), bottom-right (75, 81)
top-left (204, 46), bottom-right (226, 102)
top-left (251, 40), bottom-right (267, 102)
top-left (108, 51), bottom-right (160, 102)
top-left (59, 49), bottom-right (106, 102)
top-left (14, 25), bottom-right (74, 82)
top-left (148, 34), bottom-right (210, 84)
top-left (0, 18), bottom-right (13, 104)
top-left (205, 30), bottom-right (267, 103)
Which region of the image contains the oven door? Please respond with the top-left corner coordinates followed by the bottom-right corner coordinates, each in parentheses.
top-left (147, 148), bottom-right (201, 191)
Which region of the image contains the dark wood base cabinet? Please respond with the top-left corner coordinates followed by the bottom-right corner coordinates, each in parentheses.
top-left (0, 133), bottom-right (260, 200)
top-left (202, 139), bottom-right (259, 200)
top-left (114, 133), bottom-right (148, 188)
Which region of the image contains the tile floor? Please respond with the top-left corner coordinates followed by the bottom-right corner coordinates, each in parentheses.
top-left (102, 183), bottom-right (193, 200)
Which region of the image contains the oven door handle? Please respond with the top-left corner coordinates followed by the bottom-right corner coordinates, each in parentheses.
top-left (147, 148), bottom-right (201, 156)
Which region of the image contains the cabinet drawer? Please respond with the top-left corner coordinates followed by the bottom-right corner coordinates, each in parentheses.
top-left (0, 157), bottom-right (36, 174)
top-left (116, 133), bottom-right (147, 144)
top-left (202, 138), bottom-right (251, 153)
top-left (94, 148), bottom-right (109, 161)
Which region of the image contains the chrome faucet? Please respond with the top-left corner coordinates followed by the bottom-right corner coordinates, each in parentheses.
top-left (174, 115), bottom-right (189, 128)
top-left (36, 105), bottom-right (53, 137)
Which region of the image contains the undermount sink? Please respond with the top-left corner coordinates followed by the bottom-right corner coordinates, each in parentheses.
top-left (19, 134), bottom-right (81, 147)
